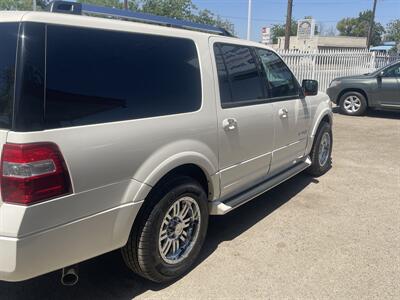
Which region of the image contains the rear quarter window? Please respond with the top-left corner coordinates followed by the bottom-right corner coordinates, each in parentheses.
top-left (0, 23), bottom-right (18, 129)
top-left (45, 25), bottom-right (202, 129)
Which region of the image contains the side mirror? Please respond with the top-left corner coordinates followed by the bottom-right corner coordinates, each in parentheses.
top-left (377, 71), bottom-right (385, 78)
top-left (302, 79), bottom-right (318, 96)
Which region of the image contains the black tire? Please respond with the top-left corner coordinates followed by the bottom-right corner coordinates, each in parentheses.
top-left (122, 176), bottom-right (208, 283)
top-left (306, 122), bottom-right (333, 177)
top-left (339, 91), bottom-right (367, 116)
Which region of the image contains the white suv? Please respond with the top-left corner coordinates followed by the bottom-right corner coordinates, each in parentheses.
top-left (0, 2), bottom-right (332, 284)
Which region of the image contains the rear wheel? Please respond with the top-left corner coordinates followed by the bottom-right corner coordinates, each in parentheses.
top-left (339, 91), bottom-right (367, 116)
top-left (307, 122), bottom-right (332, 177)
top-left (122, 176), bottom-right (208, 283)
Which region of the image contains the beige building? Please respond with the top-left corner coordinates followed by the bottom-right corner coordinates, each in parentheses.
top-left (274, 36), bottom-right (367, 50)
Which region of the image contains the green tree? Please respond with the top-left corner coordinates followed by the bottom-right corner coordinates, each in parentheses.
top-left (0, 0), bottom-right (53, 10)
top-left (0, 0), bottom-right (234, 33)
top-left (194, 9), bottom-right (234, 34)
top-left (337, 10), bottom-right (385, 46)
top-left (385, 20), bottom-right (400, 43)
top-left (0, 0), bottom-right (33, 10)
top-left (270, 19), bottom-right (297, 44)
top-left (77, 0), bottom-right (138, 10)
top-left (270, 16), bottom-right (321, 44)
top-left (140, 0), bottom-right (194, 20)
top-left (138, 0), bottom-right (234, 34)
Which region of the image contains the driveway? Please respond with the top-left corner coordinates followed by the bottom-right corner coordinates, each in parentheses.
top-left (1, 110), bottom-right (399, 300)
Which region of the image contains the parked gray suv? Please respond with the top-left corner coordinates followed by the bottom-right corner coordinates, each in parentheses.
top-left (327, 61), bottom-right (400, 116)
top-left (0, 2), bottom-right (333, 284)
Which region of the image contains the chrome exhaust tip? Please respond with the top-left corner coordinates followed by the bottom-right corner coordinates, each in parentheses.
top-left (61, 265), bottom-right (79, 286)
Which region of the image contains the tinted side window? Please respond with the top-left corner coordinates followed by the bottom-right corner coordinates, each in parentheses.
top-left (0, 23), bottom-right (18, 129)
top-left (46, 26), bottom-right (201, 129)
top-left (384, 64), bottom-right (400, 77)
top-left (213, 45), bottom-right (232, 104)
top-left (14, 23), bottom-right (46, 132)
top-left (256, 49), bottom-right (299, 98)
top-left (214, 43), bottom-right (264, 106)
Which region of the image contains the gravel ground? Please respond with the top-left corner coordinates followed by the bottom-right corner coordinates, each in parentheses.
top-left (0, 109), bottom-right (399, 300)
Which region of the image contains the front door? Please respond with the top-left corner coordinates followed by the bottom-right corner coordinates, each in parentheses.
top-left (211, 40), bottom-right (275, 199)
top-left (378, 63), bottom-right (400, 109)
top-left (255, 48), bottom-right (310, 174)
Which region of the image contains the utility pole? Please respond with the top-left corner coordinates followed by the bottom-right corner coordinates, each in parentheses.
top-left (367, 0), bottom-right (378, 48)
top-left (284, 0), bottom-right (293, 50)
top-left (124, 0), bottom-right (128, 10)
top-left (32, 0), bottom-right (36, 11)
top-left (247, 0), bottom-right (252, 40)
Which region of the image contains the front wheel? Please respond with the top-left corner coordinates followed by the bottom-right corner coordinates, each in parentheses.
top-left (122, 176), bottom-right (208, 283)
top-left (339, 91), bottom-right (367, 116)
top-left (306, 122), bottom-right (333, 177)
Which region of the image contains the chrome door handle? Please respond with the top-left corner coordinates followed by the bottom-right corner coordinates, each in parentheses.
top-left (278, 108), bottom-right (288, 119)
top-left (223, 118), bottom-right (238, 131)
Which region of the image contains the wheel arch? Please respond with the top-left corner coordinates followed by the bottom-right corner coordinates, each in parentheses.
top-left (307, 110), bottom-right (333, 155)
top-left (133, 151), bottom-right (219, 204)
top-left (320, 114), bottom-right (332, 127)
top-left (311, 111), bottom-right (332, 137)
top-left (337, 88), bottom-right (369, 106)
top-left (148, 163), bottom-right (213, 200)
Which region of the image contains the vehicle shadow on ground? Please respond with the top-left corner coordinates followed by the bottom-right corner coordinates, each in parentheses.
top-left (332, 106), bottom-right (400, 120)
top-left (0, 174), bottom-right (318, 300)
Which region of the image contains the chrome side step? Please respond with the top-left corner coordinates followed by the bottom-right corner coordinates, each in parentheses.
top-left (209, 157), bottom-right (312, 215)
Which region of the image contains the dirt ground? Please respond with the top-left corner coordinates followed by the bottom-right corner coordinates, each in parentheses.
top-left (1, 109), bottom-right (399, 300)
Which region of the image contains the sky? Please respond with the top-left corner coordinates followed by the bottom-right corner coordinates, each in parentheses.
top-left (192, 0), bottom-right (400, 41)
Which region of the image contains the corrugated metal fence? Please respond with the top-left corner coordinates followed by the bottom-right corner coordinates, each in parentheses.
top-left (276, 49), bottom-right (399, 92)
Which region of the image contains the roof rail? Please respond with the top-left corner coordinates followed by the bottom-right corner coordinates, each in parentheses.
top-left (47, 1), bottom-right (234, 37)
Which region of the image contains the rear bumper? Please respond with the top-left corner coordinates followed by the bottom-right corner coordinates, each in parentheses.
top-left (0, 202), bottom-right (141, 282)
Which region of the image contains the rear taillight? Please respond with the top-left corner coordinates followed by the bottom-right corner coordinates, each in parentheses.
top-left (0, 142), bottom-right (71, 205)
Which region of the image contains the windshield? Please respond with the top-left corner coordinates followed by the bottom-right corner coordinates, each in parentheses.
top-left (0, 22), bottom-right (18, 129)
top-left (370, 61), bottom-right (400, 76)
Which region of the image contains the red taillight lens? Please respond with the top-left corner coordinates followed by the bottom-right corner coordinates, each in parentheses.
top-left (0, 142), bottom-right (71, 205)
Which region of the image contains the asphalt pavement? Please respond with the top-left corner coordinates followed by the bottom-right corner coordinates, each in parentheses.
top-left (0, 109), bottom-right (399, 300)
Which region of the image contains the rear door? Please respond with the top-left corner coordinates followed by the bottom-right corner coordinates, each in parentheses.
top-left (211, 40), bottom-right (275, 199)
top-left (0, 22), bottom-right (19, 203)
top-left (255, 48), bottom-right (310, 174)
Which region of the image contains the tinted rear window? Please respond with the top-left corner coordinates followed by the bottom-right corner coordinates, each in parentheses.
top-left (45, 25), bottom-right (202, 129)
top-left (0, 23), bottom-right (18, 129)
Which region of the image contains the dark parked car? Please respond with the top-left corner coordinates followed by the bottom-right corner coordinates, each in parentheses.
top-left (327, 61), bottom-right (400, 115)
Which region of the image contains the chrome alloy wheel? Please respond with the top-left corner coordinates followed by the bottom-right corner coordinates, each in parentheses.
top-left (318, 132), bottom-right (331, 167)
top-left (343, 95), bottom-right (361, 113)
top-left (158, 196), bottom-right (201, 265)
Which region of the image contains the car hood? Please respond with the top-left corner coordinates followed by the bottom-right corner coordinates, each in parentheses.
top-left (334, 74), bottom-right (375, 81)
